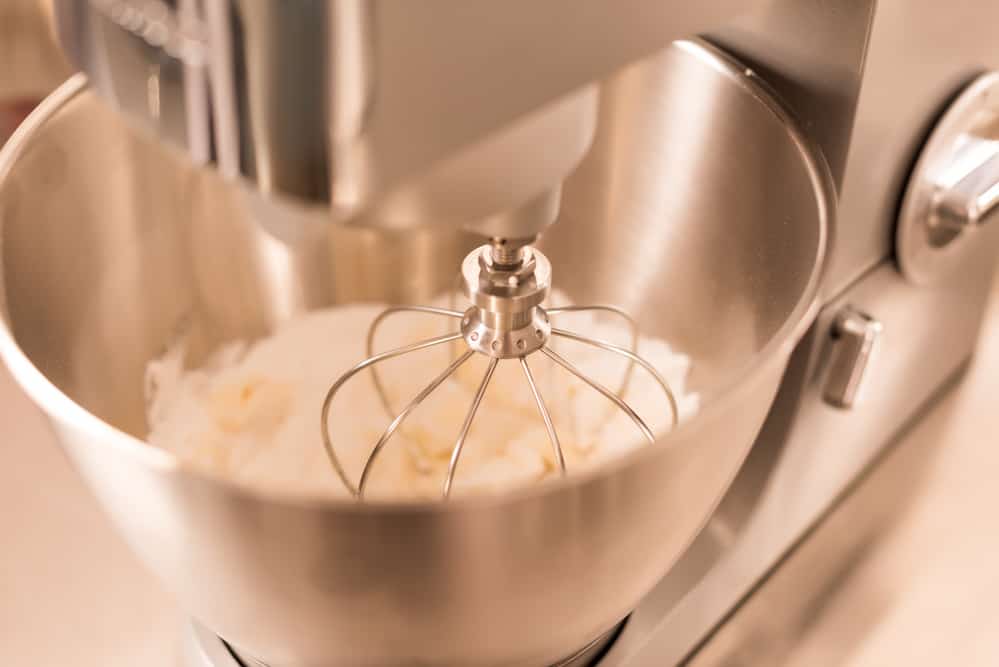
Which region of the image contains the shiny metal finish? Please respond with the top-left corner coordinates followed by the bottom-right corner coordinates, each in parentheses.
top-left (547, 331), bottom-right (679, 433)
top-left (460, 245), bottom-right (552, 359)
top-left (933, 153), bottom-right (999, 231)
top-left (547, 306), bottom-right (640, 412)
top-left (688, 280), bottom-right (999, 666)
top-left (831, 1), bottom-right (999, 297)
top-left (364, 305), bottom-right (465, 418)
top-left (320, 331), bottom-right (464, 495)
top-left (540, 347), bottom-right (655, 445)
top-left (184, 618), bottom-right (624, 667)
top-left (0, 39), bottom-right (831, 667)
top-left (53, 0), bottom-right (762, 233)
top-left (520, 357), bottom-right (566, 475)
top-left (321, 239), bottom-right (676, 498)
top-left (362, 350), bottom-right (476, 499)
top-left (599, 253), bottom-right (999, 666)
top-left (54, 0), bottom-right (600, 239)
top-left (595, 4), bottom-right (999, 660)
top-left (705, 0), bottom-right (875, 192)
top-left (184, 622), bottom-right (245, 667)
top-left (898, 72), bottom-right (999, 285)
top-left (461, 306), bottom-right (552, 360)
top-left (443, 357), bottom-right (499, 498)
top-left (822, 306), bottom-right (883, 410)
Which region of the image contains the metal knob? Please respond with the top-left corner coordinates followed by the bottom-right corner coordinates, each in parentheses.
top-left (931, 147), bottom-right (999, 232)
top-left (898, 71), bottom-right (999, 285)
top-left (823, 306), bottom-right (882, 410)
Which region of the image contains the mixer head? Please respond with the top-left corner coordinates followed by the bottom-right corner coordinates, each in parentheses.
top-left (321, 237), bottom-right (679, 499)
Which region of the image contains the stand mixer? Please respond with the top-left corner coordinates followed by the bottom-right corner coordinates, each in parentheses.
top-left (2, 1), bottom-right (999, 666)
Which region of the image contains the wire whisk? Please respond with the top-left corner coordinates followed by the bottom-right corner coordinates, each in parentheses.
top-left (321, 241), bottom-right (679, 499)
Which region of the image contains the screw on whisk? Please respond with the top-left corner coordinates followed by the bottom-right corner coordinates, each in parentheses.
top-left (321, 239), bottom-right (680, 499)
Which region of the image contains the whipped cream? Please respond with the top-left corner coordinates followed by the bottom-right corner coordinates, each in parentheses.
top-left (145, 299), bottom-right (698, 500)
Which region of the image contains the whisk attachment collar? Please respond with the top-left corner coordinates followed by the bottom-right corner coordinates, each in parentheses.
top-left (460, 244), bottom-right (553, 359)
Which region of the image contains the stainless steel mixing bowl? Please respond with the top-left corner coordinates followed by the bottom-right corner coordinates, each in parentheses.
top-left (0, 40), bottom-right (832, 667)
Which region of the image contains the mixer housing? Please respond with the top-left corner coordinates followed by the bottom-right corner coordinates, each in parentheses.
top-left (6, 0), bottom-right (999, 666)
top-left (54, 0), bottom-right (760, 239)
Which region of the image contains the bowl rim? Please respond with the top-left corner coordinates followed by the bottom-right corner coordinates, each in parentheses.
top-left (0, 38), bottom-right (833, 515)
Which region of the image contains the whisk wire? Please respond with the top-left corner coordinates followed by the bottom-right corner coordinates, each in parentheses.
top-left (321, 331), bottom-right (464, 495)
top-left (322, 245), bottom-right (681, 498)
top-left (366, 306), bottom-right (465, 419)
top-left (547, 305), bottom-right (639, 401)
top-left (443, 357), bottom-right (499, 498)
top-left (551, 327), bottom-right (680, 429)
top-left (541, 346), bottom-right (656, 444)
top-left (358, 349), bottom-right (476, 497)
top-left (520, 356), bottom-right (567, 475)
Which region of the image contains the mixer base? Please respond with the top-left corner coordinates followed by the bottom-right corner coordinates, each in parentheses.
top-left (181, 618), bottom-right (626, 667)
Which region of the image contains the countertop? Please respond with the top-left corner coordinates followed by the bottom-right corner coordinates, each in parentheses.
top-left (3, 273), bottom-right (999, 666)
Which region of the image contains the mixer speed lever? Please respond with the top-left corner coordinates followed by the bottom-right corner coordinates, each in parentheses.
top-left (823, 306), bottom-right (883, 410)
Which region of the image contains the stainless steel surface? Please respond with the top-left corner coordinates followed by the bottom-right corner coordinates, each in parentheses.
top-left (898, 72), bottom-right (999, 286)
top-left (596, 244), bottom-right (999, 665)
top-left (822, 306), bottom-right (883, 410)
top-left (546, 330), bottom-right (679, 436)
top-left (51, 0), bottom-right (872, 241)
top-left (828, 0), bottom-right (999, 297)
top-left (520, 356), bottom-right (566, 475)
top-left (583, 6), bottom-right (999, 660)
top-left (183, 618), bottom-right (622, 667)
top-left (319, 330), bottom-right (468, 497)
top-left (0, 38), bottom-right (831, 667)
top-left (458, 245), bottom-right (553, 359)
top-left (185, 622), bottom-right (242, 667)
top-left (51, 0), bottom-right (752, 217)
top-left (689, 278), bottom-right (999, 666)
top-left (442, 357), bottom-right (498, 498)
top-left (539, 346), bottom-right (654, 445)
top-left (704, 0), bottom-right (875, 191)
top-left (365, 304), bottom-right (467, 417)
top-left (3, 2), bottom-right (999, 667)
top-left (8, 283), bottom-right (999, 666)
top-left (321, 240), bottom-right (676, 498)
top-left (933, 154), bottom-right (999, 231)
top-left (545, 306), bottom-right (640, 412)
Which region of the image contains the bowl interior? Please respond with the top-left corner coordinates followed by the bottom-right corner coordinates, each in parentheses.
top-left (0, 41), bottom-right (826, 447)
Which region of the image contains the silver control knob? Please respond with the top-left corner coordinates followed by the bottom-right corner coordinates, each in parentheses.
top-left (898, 71), bottom-right (999, 285)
